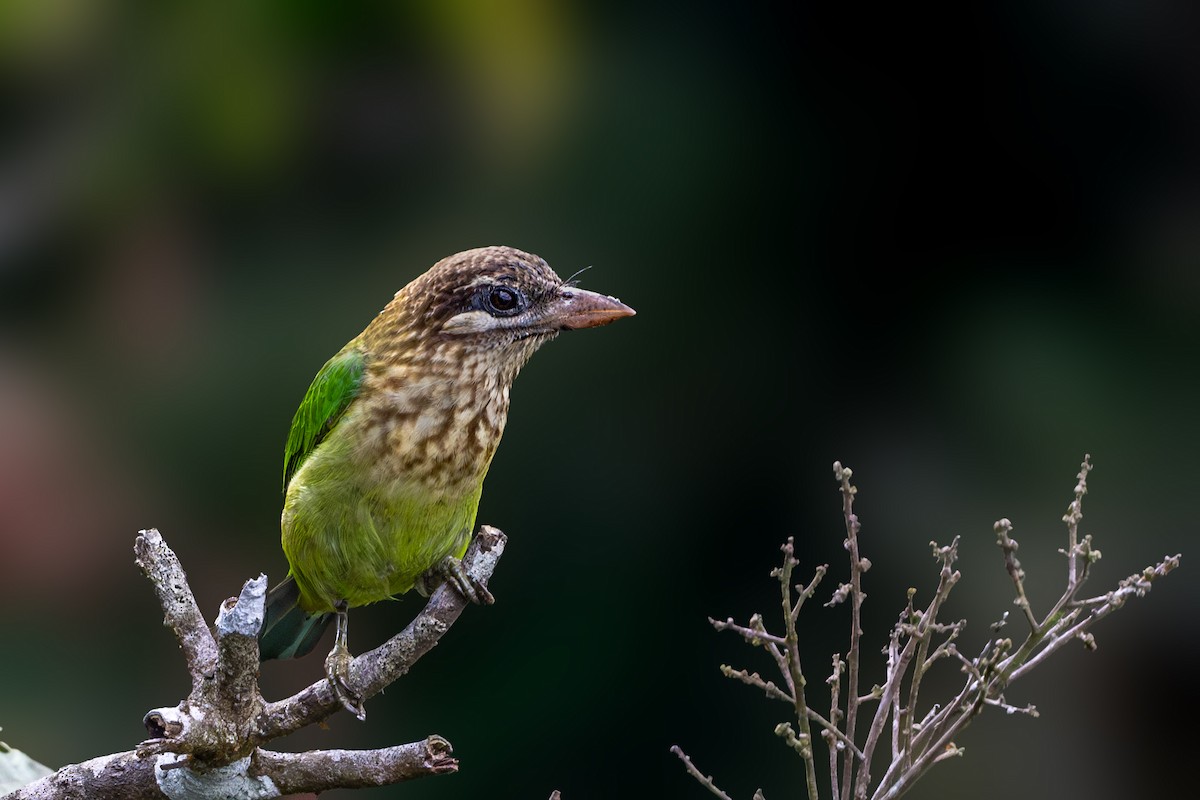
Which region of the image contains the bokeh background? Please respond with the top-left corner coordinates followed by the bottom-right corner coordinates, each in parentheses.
top-left (1, 2), bottom-right (1196, 798)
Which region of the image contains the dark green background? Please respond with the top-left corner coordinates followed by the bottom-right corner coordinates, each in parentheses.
top-left (1, 2), bottom-right (1195, 798)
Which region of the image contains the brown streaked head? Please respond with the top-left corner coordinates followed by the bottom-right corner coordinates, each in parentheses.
top-left (392, 246), bottom-right (634, 346)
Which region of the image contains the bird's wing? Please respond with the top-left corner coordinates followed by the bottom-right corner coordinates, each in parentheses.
top-left (283, 344), bottom-right (367, 492)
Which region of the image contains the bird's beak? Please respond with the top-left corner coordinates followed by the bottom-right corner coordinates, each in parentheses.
top-left (547, 287), bottom-right (636, 330)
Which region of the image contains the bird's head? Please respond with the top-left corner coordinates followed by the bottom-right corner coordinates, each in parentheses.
top-left (351, 247), bottom-right (632, 487)
top-left (380, 247), bottom-right (634, 370)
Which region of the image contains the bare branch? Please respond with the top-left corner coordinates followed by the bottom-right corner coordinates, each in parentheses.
top-left (793, 564), bottom-right (829, 623)
top-left (777, 538), bottom-right (821, 799)
top-left (993, 519), bottom-right (1039, 632)
top-left (1062, 455), bottom-right (1092, 589)
top-left (710, 616), bottom-right (788, 648)
top-left (826, 654), bottom-right (845, 799)
top-left (252, 737), bottom-right (457, 793)
top-left (832, 461), bottom-right (867, 800)
top-left (3, 753), bottom-right (159, 800)
top-left (1007, 553), bottom-right (1181, 683)
top-left (213, 575), bottom-right (267, 699)
top-left (7, 739), bottom-right (458, 800)
top-left (721, 665), bottom-right (793, 704)
top-left (806, 710), bottom-right (864, 763)
top-left (8, 526), bottom-right (505, 799)
top-left (981, 697), bottom-right (1038, 717)
top-left (669, 746), bottom-right (733, 800)
top-left (898, 539), bottom-right (962, 773)
top-left (133, 529), bottom-right (218, 687)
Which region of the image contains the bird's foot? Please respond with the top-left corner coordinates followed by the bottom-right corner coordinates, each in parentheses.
top-left (419, 555), bottom-right (495, 605)
top-left (324, 642), bottom-right (366, 721)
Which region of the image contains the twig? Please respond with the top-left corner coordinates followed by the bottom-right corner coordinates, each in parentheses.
top-left (1006, 553), bottom-right (1180, 683)
top-left (793, 565), bottom-right (829, 623)
top-left (777, 538), bottom-right (821, 800)
top-left (721, 665), bottom-right (793, 704)
top-left (993, 519), bottom-right (1039, 632)
top-left (898, 540), bottom-right (962, 774)
top-left (669, 746), bottom-right (733, 800)
top-left (720, 660), bottom-right (864, 763)
top-left (133, 531), bottom-right (218, 688)
top-left (826, 654), bottom-right (844, 799)
top-left (832, 461), bottom-right (866, 800)
top-left (709, 617), bottom-right (788, 648)
top-left (1063, 456), bottom-right (1092, 589)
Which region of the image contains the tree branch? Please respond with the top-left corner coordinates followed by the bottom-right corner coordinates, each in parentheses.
top-left (252, 737), bottom-right (458, 793)
top-left (133, 530), bottom-right (217, 687)
top-left (4, 525), bottom-right (506, 799)
top-left (669, 746), bottom-right (735, 800)
top-left (832, 462), bottom-right (866, 800)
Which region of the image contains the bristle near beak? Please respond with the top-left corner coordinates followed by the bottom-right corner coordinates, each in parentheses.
top-left (547, 287), bottom-right (636, 330)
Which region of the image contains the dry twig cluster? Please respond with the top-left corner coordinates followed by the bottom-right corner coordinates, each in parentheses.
top-left (673, 456), bottom-right (1181, 800)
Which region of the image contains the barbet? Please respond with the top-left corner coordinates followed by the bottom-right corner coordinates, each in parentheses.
top-left (260, 246), bottom-right (634, 716)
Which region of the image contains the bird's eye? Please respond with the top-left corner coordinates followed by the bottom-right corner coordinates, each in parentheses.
top-left (484, 286), bottom-right (523, 315)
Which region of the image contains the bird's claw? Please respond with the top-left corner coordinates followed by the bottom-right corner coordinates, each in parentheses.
top-left (420, 555), bottom-right (495, 605)
top-left (325, 643), bottom-right (366, 720)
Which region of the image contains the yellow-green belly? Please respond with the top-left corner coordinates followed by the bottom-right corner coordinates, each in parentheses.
top-left (281, 436), bottom-right (481, 614)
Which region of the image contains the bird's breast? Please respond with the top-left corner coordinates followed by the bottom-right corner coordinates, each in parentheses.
top-left (356, 365), bottom-right (512, 494)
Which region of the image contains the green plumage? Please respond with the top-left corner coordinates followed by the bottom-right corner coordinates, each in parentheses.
top-left (261, 345), bottom-right (367, 660)
top-left (282, 346), bottom-right (366, 493)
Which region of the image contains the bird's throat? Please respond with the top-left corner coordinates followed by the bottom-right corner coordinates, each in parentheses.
top-left (359, 353), bottom-right (525, 495)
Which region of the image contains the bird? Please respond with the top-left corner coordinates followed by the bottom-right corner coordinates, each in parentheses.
top-left (258, 245), bottom-right (634, 717)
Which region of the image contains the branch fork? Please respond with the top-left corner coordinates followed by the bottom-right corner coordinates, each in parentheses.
top-left (5, 525), bottom-right (506, 799)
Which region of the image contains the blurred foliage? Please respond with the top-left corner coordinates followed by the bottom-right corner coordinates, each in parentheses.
top-left (1, 2), bottom-right (1197, 799)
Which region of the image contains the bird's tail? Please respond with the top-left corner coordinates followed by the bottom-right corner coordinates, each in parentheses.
top-left (259, 576), bottom-right (333, 661)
